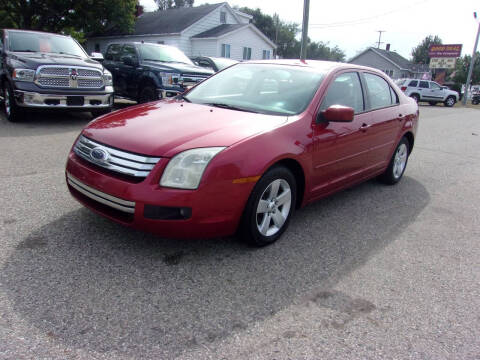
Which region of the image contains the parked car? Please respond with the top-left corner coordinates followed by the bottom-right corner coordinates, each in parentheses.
top-left (190, 56), bottom-right (238, 72)
top-left (395, 78), bottom-right (459, 107)
top-left (103, 42), bottom-right (213, 103)
top-left (0, 29), bottom-right (114, 122)
top-left (66, 60), bottom-right (418, 246)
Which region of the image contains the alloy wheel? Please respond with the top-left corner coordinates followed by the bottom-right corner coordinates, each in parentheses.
top-left (256, 179), bottom-right (292, 236)
top-left (393, 143), bottom-right (408, 179)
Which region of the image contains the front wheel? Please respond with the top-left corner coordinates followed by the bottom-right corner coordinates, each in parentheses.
top-left (3, 82), bottom-right (24, 122)
top-left (378, 137), bottom-right (410, 185)
top-left (240, 166), bottom-right (296, 247)
top-left (444, 96), bottom-right (456, 107)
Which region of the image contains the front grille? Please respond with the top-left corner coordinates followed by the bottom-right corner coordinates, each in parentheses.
top-left (73, 135), bottom-right (161, 178)
top-left (35, 65), bottom-right (104, 89)
top-left (67, 173), bottom-right (136, 214)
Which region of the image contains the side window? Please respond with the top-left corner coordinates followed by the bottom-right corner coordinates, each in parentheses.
top-left (105, 44), bottom-right (122, 61)
top-left (430, 82), bottom-right (442, 90)
top-left (121, 44), bottom-right (138, 61)
top-left (408, 80), bottom-right (418, 87)
top-left (390, 86), bottom-right (399, 104)
top-left (364, 73), bottom-right (394, 109)
top-left (198, 60), bottom-right (214, 70)
top-left (320, 72), bottom-right (364, 114)
top-left (419, 81), bottom-right (429, 89)
top-left (221, 44), bottom-right (230, 58)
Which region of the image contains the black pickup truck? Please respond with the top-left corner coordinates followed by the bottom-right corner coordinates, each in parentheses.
top-left (103, 42), bottom-right (213, 103)
top-left (0, 29), bottom-right (114, 122)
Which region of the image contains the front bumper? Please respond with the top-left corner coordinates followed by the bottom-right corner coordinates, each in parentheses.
top-left (14, 87), bottom-right (114, 109)
top-left (65, 151), bottom-right (254, 239)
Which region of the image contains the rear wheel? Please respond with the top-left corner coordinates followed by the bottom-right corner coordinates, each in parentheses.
top-left (471, 97), bottom-right (479, 105)
top-left (410, 94), bottom-right (420, 103)
top-left (3, 82), bottom-right (24, 122)
top-left (138, 85), bottom-right (158, 104)
top-left (378, 137), bottom-right (410, 185)
top-left (240, 166), bottom-right (296, 247)
top-left (444, 96), bottom-right (456, 107)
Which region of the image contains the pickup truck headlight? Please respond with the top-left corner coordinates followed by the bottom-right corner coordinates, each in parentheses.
top-left (103, 70), bottom-right (113, 86)
top-left (160, 147), bottom-right (225, 189)
top-left (12, 69), bottom-right (35, 82)
top-left (159, 72), bottom-right (180, 86)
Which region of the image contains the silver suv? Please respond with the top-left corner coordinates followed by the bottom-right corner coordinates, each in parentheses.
top-left (395, 78), bottom-right (459, 107)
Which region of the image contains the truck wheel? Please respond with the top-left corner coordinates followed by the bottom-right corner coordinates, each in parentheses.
top-left (410, 94), bottom-right (420, 103)
top-left (444, 96), bottom-right (456, 107)
top-left (472, 98), bottom-right (479, 105)
top-left (3, 82), bottom-right (24, 122)
top-left (138, 85), bottom-right (158, 104)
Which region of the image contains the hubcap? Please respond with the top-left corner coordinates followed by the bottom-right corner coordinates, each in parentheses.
top-left (393, 143), bottom-right (408, 179)
top-left (4, 88), bottom-right (10, 116)
top-left (256, 179), bottom-right (292, 237)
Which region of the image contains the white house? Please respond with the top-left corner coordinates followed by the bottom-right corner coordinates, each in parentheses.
top-left (86, 2), bottom-right (276, 61)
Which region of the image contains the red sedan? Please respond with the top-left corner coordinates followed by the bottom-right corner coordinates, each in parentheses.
top-left (66, 60), bottom-right (418, 246)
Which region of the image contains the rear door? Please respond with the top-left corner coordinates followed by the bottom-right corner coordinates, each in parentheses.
top-left (118, 44), bottom-right (140, 99)
top-left (418, 80), bottom-right (430, 100)
top-left (361, 72), bottom-right (402, 170)
top-left (311, 71), bottom-right (371, 196)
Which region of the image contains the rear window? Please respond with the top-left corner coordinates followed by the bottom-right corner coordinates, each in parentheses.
top-left (408, 80), bottom-right (418, 87)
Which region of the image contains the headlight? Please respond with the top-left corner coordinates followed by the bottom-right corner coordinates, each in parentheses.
top-left (160, 147), bottom-right (225, 189)
top-left (159, 72), bottom-right (180, 86)
top-left (12, 69), bottom-right (35, 82)
top-left (103, 70), bottom-right (113, 86)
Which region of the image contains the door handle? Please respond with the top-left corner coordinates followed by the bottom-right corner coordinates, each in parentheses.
top-left (360, 123), bottom-right (370, 132)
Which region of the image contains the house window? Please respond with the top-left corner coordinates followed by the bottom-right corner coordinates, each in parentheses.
top-left (243, 47), bottom-right (251, 60)
top-left (95, 43), bottom-right (100, 52)
top-left (220, 11), bottom-right (226, 24)
top-left (262, 50), bottom-right (270, 59)
top-left (221, 44), bottom-right (231, 58)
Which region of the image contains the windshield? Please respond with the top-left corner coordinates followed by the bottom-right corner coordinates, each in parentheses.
top-left (184, 63), bottom-right (325, 115)
top-left (8, 31), bottom-right (87, 57)
top-left (139, 44), bottom-right (193, 64)
top-left (212, 57), bottom-right (238, 70)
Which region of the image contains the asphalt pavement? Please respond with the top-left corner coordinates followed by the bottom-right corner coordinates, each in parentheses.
top-left (0, 104), bottom-right (479, 359)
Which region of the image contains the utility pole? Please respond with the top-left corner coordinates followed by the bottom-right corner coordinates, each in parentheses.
top-left (274, 13), bottom-right (279, 58)
top-left (463, 12), bottom-right (480, 105)
top-left (300, 0), bottom-right (310, 60)
top-left (376, 30), bottom-right (386, 49)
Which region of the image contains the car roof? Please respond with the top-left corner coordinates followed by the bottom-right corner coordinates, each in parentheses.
top-left (4, 28), bottom-right (71, 38)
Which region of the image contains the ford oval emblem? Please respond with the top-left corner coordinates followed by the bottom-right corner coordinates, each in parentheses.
top-left (90, 147), bottom-right (109, 163)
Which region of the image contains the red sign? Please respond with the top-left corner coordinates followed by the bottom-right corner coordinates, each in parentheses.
top-left (428, 44), bottom-right (462, 58)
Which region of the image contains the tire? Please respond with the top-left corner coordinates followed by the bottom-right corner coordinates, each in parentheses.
top-left (3, 81), bottom-right (24, 122)
top-left (378, 137), bottom-right (410, 185)
top-left (137, 85), bottom-right (158, 104)
top-left (240, 166), bottom-right (296, 247)
top-left (472, 98), bottom-right (479, 105)
top-left (428, 101), bottom-right (438, 106)
top-left (91, 108), bottom-right (112, 118)
top-left (444, 96), bottom-right (456, 107)
top-left (410, 94), bottom-right (420, 103)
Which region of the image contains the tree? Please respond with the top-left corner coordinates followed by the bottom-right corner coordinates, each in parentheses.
top-left (155, 0), bottom-right (193, 10)
top-left (411, 35), bottom-right (442, 64)
top-left (452, 53), bottom-right (480, 85)
top-left (0, 0), bottom-right (137, 42)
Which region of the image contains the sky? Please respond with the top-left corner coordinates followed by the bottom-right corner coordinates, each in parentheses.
top-left (139, 0), bottom-right (479, 61)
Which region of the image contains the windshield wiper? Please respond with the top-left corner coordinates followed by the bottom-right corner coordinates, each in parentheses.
top-left (203, 102), bottom-right (259, 113)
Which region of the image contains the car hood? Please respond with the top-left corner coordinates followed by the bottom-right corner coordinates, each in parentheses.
top-left (143, 61), bottom-right (213, 75)
top-left (8, 52), bottom-right (103, 70)
top-left (82, 101), bottom-right (288, 157)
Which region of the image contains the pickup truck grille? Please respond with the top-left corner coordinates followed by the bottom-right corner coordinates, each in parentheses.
top-left (73, 135), bottom-right (161, 178)
top-left (36, 65), bottom-right (104, 89)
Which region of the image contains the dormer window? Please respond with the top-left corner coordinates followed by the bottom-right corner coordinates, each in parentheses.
top-left (220, 11), bottom-right (226, 24)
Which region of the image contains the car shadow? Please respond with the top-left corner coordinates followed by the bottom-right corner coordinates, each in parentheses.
top-left (1, 176), bottom-right (429, 358)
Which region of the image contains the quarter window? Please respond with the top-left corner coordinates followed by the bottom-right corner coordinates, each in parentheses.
top-left (364, 73), bottom-right (395, 109)
top-left (243, 47), bottom-right (251, 60)
top-left (419, 81), bottom-right (429, 89)
top-left (221, 43), bottom-right (230, 58)
top-left (320, 72), bottom-right (364, 114)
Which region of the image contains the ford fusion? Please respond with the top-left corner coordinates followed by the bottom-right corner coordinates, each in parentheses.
top-left (66, 60), bottom-right (418, 246)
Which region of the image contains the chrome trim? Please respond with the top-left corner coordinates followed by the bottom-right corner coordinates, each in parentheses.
top-left (35, 65), bottom-right (105, 89)
top-left (67, 173), bottom-right (135, 214)
top-left (15, 90), bottom-right (113, 108)
top-left (179, 74), bottom-right (208, 86)
top-left (73, 135), bottom-right (161, 177)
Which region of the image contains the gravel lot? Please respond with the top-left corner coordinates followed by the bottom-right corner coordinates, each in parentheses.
top-left (0, 104), bottom-right (479, 360)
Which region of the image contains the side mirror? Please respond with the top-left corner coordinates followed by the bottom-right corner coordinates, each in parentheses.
top-left (122, 56), bottom-right (136, 67)
top-left (90, 52), bottom-right (104, 62)
top-left (319, 105), bottom-right (354, 123)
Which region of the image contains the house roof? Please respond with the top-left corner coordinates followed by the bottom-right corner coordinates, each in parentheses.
top-left (192, 24), bottom-right (247, 38)
top-left (349, 47), bottom-right (415, 70)
top-left (134, 3), bottom-right (225, 35)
